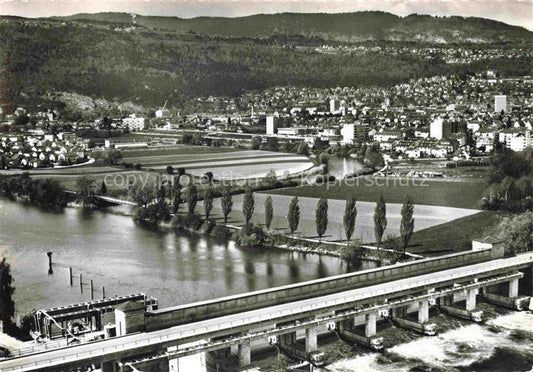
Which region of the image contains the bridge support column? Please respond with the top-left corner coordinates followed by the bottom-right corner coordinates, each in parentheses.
top-left (338, 318), bottom-right (352, 331)
top-left (101, 361), bottom-right (116, 372)
top-left (391, 306), bottom-right (406, 319)
top-left (440, 295), bottom-right (452, 306)
top-left (365, 312), bottom-right (377, 338)
top-left (418, 300), bottom-right (429, 324)
top-left (168, 346), bottom-right (178, 372)
top-left (238, 339), bottom-right (251, 367)
top-left (305, 324), bottom-right (318, 352)
top-left (466, 288), bottom-right (477, 311)
top-left (509, 278), bottom-right (519, 298)
top-left (280, 332), bottom-right (296, 345)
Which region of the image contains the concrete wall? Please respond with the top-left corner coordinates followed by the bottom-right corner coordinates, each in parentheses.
top-left (115, 309), bottom-right (145, 336)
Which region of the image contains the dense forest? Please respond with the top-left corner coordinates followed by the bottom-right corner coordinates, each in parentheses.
top-left (0, 14), bottom-right (531, 112)
top-left (55, 12), bottom-right (533, 43)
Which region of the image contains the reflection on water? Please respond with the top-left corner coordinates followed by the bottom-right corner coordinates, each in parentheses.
top-left (328, 157), bottom-right (364, 179)
top-left (0, 200), bottom-right (354, 313)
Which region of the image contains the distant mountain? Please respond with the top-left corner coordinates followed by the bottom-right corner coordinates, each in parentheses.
top-left (1, 11), bottom-right (531, 115)
top-left (54, 11), bottom-right (532, 43)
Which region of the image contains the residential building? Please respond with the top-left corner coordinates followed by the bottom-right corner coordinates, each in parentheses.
top-left (341, 123), bottom-right (370, 144)
top-left (329, 99), bottom-right (338, 113)
top-left (499, 129), bottom-right (532, 152)
top-left (430, 118), bottom-right (445, 139)
top-left (494, 95), bottom-right (507, 113)
top-left (122, 115), bottom-right (146, 131)
top-left (373, 130), bottom-right (402, 143)
top-left (430, 117), bottom-right (466, 140)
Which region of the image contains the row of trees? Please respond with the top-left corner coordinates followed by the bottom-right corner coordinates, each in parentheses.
top-left (0, 173), bottom-right (68, 209)
top-left (239, 189), bottom-right (415, 257)
top-left (122, 174), bottom-right (415, 257)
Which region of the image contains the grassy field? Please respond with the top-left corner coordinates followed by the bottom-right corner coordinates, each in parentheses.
top-left (31, 171), bottom-right (155, 194)
top-left (408, 211), bottom-right (504, 256)
top-left (205, 193), bottom-right (479, 244)
top-left (119, 145), bottom-right (239, 158)
top-left (390, 158), bottom-right (491, 180)
top-left (267, 176), bottom-right (487, 209)
top-left (123, 151), bottom-right (293, 167)
top-left (122, 150), bottom-right (314, 180)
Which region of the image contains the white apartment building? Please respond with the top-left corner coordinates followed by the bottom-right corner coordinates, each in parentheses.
top-left (122, 114), bottom-right (146, 131)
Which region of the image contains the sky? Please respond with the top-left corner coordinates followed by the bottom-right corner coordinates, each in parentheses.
top-left (1, 0), bottom-right (532, 30)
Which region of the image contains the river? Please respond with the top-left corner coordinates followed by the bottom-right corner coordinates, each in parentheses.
top-left (325, 310), bottom-right (533, 372)
top-left (1, 198), bottom-right (531, 372)
top-left (0, 199), bottom-right (353, 315)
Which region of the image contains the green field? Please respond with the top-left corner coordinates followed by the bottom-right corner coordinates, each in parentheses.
top-left (119, 145), bottom-right (239, 158)
top-left (267, 176), bottom-right (487, 209)
top-left (408, 211), bottom-right (504, 256)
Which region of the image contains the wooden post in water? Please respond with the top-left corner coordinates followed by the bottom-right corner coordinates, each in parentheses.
top-left (90, 280), bottom-right (94, 300)
top-left (80, 273), bottom-right (83, 293)
top-left (102, 287), bottom-right (105, 299)
top-left (47, 252), bottom-right (53, 274)
top-left (69, 267), bottom-right (73, 286)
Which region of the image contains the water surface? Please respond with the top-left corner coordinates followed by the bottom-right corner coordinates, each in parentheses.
top-left (0, 200), bottom-right (352, 314)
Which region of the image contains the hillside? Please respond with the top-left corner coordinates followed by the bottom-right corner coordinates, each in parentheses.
top-left (0, 12), bottom-right (531, 116)
top-left (55, 11), bottom-right (533, 43)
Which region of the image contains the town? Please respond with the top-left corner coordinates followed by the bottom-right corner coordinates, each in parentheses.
top-left (0, 7), bottom-right (532, 372)
top-left (1, 71), bottom-right (532, 172)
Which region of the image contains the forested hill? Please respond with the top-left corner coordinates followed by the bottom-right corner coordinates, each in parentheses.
top-left (0, 13), bottom-right (531, 115)
top-left (54, 11), bottom-right (532, 43)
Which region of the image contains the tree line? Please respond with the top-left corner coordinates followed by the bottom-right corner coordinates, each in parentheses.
top-left (0, 173), bottom-right (68, 209)
top-left (4, 19), bottom-right (529, 112)
top-left (481, 148), bottom-right (532, 212)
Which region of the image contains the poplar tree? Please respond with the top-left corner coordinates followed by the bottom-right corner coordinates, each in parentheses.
top-left (203, 187), bottom-right (214, 221)
top-left (100, 181), bottom-right (107, 195)
top-left (287, 196), bottom-right (300, 236)
top-left (186, 184), bottom-right (198, 215)
top-left (316, 197), bottom-right (329, 242)
top-left (400, 195), bottom-right (415, 258)
top-left (374, 194), bottom-right (387, 249)
top-left (265, 196), bottom-right (274, 229)
top-left (242, 188), bottom-right (255, 226)
top-left (221, 188), bottom-right (233, 225)
top-left (0, 257), bottom-right (15, 328)
top-left (172, 184), bottom-right (182, 214)
top-left (343, 195), bottom-right (357, 246)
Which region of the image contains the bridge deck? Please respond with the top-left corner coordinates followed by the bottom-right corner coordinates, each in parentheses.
top-left (1, 252), bottom-right (530, 372)
top-left (93, 195), bottom-right (137, 206)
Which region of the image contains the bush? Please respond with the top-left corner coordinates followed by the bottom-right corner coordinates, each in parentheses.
top-left (133, 201), bottom-right (170, 225)
top-left (232, 223), bottom-right (268, 249)
top-left (182, 133), bottom-right (193, 145)
top-left (211, 224), bottom-right (233, 241)
top-left (171, 213), bottom-right (204, 231)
